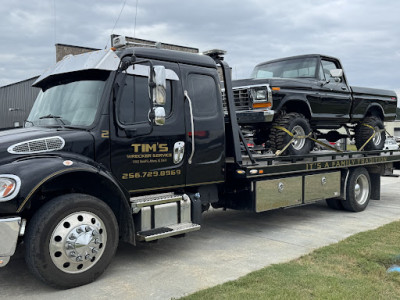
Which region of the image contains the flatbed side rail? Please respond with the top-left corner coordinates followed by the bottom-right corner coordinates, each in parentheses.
top-left (228, 149), bottom-right (400, 179)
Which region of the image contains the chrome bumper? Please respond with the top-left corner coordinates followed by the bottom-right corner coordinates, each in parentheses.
top-left (236, 109), bottom-right (275, 124)
top-left (0, 217), bottom-right (22, 267)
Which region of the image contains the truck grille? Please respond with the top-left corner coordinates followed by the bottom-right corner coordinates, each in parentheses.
top-left (7, 136), bottom-right (65, 154)
top-left (222, 88), bottom-right (251, 110)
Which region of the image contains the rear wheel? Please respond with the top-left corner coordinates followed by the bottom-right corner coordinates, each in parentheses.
top-left (355, 116), bottom-right (385, 150)
top-left (270, 112), bottom-right (313, 156)
top-left (342, 167), bottom-right (371, 212)
top-left (25, 194), bottom-right (119, 289)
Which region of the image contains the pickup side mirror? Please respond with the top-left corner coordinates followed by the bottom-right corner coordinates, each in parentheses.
top-left (151, 66), bottom-right (167, 106)
top-left (330, 69), bottom-right (343, 82)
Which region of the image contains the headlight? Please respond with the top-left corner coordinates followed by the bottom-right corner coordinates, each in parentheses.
top-left (0, 175), bottom-right (21, 201)
top-left (250, 88), bottom-right (267, 101)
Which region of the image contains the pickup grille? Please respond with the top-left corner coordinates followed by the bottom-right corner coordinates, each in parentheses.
top-left (222, 88), bottom-right (251, 110)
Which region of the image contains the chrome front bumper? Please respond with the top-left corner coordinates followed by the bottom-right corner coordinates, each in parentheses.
top-left (236, 109), bottom-right (275, 124)
top-left (0, 217), bottom-right (22, 267)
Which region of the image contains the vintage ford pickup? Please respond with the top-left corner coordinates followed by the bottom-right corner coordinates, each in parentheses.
top-left (230, 54), bottom-right (398, 155)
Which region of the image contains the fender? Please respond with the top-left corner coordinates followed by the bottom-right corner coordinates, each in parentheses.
top-left (276, 96), bottom-right (313, 119)
top-left (364, 103), bottom-right (385, 120)
top-left (0, 155), bottom-right (136, 244)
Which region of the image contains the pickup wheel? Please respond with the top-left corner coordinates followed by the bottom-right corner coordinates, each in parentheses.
top-left (355, 116), bottom-right (385, 151)
top-left (270, 112), bottom-right (313, 156)
top-left (342, 167), bottom-right (371, 212)
top-left (24, 194), bottom-right (119, 289)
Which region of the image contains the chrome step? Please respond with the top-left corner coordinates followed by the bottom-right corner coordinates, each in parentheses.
top-left (137, 222), bottom-right (201, 242)
top-left (130, 192), bottom-right (185, 210)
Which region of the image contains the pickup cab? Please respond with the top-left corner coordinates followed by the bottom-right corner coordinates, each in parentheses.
top-left (231, 54), bottom-right (398, 155)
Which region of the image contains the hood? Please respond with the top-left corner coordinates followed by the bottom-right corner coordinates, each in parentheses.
top-left (0, 127), bottom-right (95, 165)
top-left (232, 77), bottom-right (318, 90)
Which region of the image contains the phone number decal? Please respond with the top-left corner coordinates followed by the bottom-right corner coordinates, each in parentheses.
top-left (122, 169), bottom-right (182, 180)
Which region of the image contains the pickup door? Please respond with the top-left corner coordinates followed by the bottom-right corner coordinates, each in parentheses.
top-left (313, 58), bottom-right (352, 126)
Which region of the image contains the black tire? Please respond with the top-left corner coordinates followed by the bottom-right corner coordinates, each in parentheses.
top-left (270, 112), bottom-right (313, 156)
top-left (355, 116), bottom-right (385, 151)
top-left (25, 194), bottom-right (119, 289)
top-left (342, 167), bottom-right (371, 212)
top-left (326, 198), bottom-right (344, 210)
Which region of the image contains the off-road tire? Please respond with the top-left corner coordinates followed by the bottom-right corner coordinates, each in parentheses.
top-left (25, 194), bottom-right (119, 289)
top-left (342, 167), bottom-right (371, 212)
top-left (270, 112), bottom-right (313, 156)
top-left (355, 116), bottom-right (385, 151)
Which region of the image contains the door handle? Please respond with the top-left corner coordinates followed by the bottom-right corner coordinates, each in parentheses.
top-left (184, 90), bottom-right (195, 164)
top-left (173, 141), bottom-right (185, 164)
top-left (341, 86), bottom-right (347, 91)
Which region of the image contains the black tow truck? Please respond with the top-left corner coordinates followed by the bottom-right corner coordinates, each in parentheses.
top-left (0, 39), bottom-right (400, 288)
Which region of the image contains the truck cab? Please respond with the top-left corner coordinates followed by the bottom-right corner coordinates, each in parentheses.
top-left (0, 45), bottom-right (230, 288)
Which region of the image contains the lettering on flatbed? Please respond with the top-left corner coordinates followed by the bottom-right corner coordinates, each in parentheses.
top-left (306, 157), bottom-right (388, 170)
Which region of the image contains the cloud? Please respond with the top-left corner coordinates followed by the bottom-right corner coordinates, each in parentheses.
top-left (1, 0), bottom-right (400, 91)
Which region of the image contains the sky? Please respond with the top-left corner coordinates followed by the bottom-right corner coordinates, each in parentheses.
top-left (1, 0), bottom-right (400, 99)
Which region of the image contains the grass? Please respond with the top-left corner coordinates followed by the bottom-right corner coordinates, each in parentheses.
top-left (180, 221), bottom-right (400, 300)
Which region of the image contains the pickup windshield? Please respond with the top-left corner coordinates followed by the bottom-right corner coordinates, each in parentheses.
top-left (252, 57), bottom-right (318, 79)
top-left (27, 71), bottom-right (109, 127)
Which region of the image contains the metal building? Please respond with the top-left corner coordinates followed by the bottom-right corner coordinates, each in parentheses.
top-left (0, 76), bottom-right (40, 130)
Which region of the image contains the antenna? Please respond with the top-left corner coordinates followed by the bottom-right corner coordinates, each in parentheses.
top-left (105, 0), bottom-right (128, 49)
top-left (134, 0), bottom-right (139, 38)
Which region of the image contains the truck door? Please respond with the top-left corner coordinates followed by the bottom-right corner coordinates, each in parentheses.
top-left (110, 61), bottom-right (186, 194)
top-left (318, 59), bottom-right (352, 123)
top-left (180, 65), bottom-right (226, 186)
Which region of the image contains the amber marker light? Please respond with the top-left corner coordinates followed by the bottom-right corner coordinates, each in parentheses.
top-left (271, 87), bottom-right (280, 91)
top-left (253, 102), bottom-right (272, 109)
top-left (111, 47), bottom-right (117, 51)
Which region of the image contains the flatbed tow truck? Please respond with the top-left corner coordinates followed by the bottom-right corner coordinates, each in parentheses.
top-left (0, 37), bottom-right (399, 288)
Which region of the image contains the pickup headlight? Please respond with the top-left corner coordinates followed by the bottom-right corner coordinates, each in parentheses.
top-left (0, 175), bottom-right (21, 201)
top-left (250, 85), bottom-right (273, 109)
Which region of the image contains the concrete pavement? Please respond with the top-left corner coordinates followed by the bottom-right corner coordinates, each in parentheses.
top-left (1, 171), bottom-right (400, 299)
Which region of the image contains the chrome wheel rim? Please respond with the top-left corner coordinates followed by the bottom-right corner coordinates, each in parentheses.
top-left (291, 125), bottom-right (306, 150)
top-left (49, 211), bottom-right (107, 274)
top-left (354, 174), bottom-right (369, 205)
top-left (372, 126), bottom-right (382, 146)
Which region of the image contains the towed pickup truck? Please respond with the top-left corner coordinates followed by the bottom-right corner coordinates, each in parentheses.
top-left (231, 54), bottom-right (398, 155)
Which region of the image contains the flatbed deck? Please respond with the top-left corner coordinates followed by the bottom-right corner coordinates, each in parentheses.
top-left (227, 149), bottom-right (400, 179)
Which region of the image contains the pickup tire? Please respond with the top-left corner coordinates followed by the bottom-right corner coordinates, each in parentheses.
top-left (342, 167), bottom-right (371, 212)
top-left (24, 194), bottom-right (119, 289)
top-left (355, 116), bottom-right (385, 151)
top-left (270, 112), bottom-right (313, 156)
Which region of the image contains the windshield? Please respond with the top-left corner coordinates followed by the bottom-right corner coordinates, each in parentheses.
top-left (252, 57), bottom-right (318, 79)
top-left (27, 71), bottom-right (109, 127)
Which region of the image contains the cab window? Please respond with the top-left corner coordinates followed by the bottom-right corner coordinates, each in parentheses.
top-left (118, 75), bottom-right (172, 125)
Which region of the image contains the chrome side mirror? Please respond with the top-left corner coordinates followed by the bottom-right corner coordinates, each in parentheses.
top-left (330, 69), bottom-right (343, 82)
top-left (154, 107), bottom-right (166, 126)
top-left (152, 66), bottom-right (167, 105)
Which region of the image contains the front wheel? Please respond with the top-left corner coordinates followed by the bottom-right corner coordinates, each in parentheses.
top-left (270, 112), bottom-right (313, 156)
top-left (25, 194), bottom-right (119, 289)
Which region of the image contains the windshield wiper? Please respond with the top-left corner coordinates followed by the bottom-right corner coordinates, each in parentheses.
top-left (39, 114), bottom-right (66, 128)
